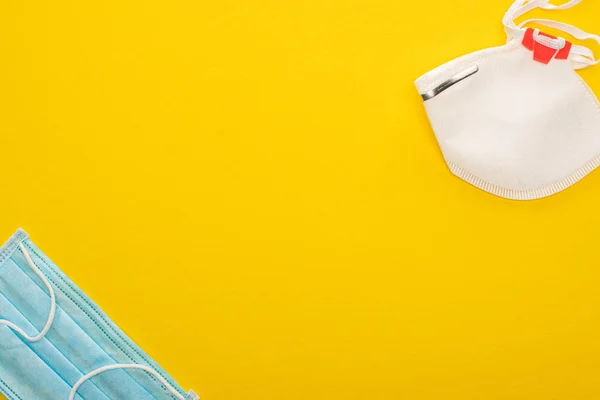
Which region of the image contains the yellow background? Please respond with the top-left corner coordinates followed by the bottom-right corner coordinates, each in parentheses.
top-left (2, 0), bottom-right (600, 399)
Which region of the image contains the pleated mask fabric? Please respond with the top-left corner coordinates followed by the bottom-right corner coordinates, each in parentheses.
top-left (0, 228), bottom-right (199, 400)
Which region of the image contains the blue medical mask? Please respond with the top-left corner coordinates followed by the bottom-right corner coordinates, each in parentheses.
top-left (0, 229), bottom-right (199, 400)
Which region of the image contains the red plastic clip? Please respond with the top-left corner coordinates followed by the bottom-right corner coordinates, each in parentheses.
top-left (522, 28), bottom-right (572, 64)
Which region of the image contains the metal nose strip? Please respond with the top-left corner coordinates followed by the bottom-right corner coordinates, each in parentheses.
top-left (421, 66), bottom-right (479, 101)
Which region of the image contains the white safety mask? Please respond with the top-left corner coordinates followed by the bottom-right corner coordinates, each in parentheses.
top-left (416, 0), bottom-right (600, 200)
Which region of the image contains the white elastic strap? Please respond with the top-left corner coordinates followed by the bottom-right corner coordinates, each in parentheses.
top-left (519, 18), bottom-right (600, 67)
top-left (504, 0), bottom-right (550, 38)
top-left (68, 364), bottom-right (196, 400)
top-left (0, 243), bottom-right (56, 342)
top-left (503, 0), bottom-right (599, 69)
top-left (540, 0), bottom-right (582, 10)
top-left (504, 0), bottom-right (583, 37)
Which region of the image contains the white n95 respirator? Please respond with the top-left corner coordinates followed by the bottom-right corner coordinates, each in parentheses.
top-left (416, 0), bottom-right (600, 200)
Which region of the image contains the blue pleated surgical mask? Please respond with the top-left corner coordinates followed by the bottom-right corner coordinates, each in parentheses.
top-left (0, 229), bottom-right (199, 400)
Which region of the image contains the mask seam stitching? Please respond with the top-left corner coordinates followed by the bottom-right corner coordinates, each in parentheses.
top-left (573, 72), bottom-right (600, 115)
top-left (22, 242), bottom-right (180, 400)
top-left (446, 157), bottom-right (600, 200)
top-left (3, 257), bottom-right (113, 400)
top-left (0, 230), bottom-right (28, 273)
top-left (0, 377), bottom-right (22, 400)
